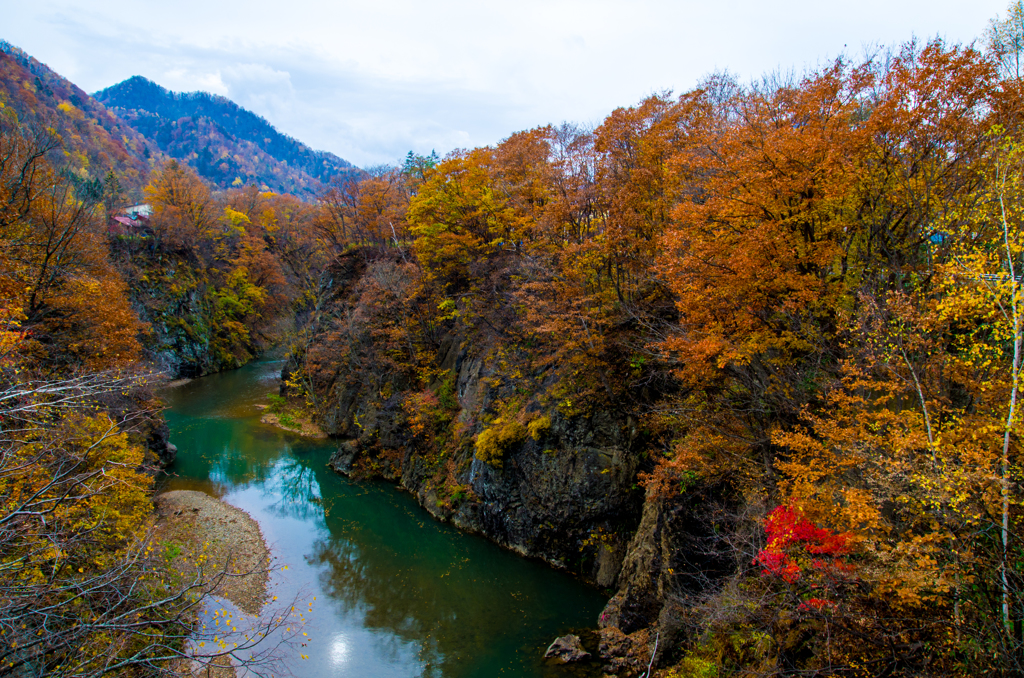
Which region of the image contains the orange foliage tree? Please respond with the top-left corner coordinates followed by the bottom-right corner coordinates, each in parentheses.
top-left (0, 115), bottom-right (143, 370)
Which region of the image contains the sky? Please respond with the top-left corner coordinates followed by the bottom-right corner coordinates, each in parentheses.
top-left (1, 0), bottom-right (1011, 168)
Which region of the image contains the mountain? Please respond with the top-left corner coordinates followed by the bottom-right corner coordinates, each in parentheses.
top-left (95, 76), bottom-right (361, 196)
top-left (0, 41), bottom-right (160, 193)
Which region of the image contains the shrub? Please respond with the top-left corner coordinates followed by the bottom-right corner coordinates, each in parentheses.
top-left (437, 371), bottom-right (458, 410)
top-left (668, 656), bottom-right (719, 678)
top-left (404, 390), bottom-right (451, 440)
top-left (266, 394), bottom-right (286, 413)
top-left (474, 420), bottom-right (526, 466)
top-left (527, 414), bottom-right (551, 440)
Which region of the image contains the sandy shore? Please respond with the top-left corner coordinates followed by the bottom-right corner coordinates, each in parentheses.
top-left (153, 490), bottom-right (270, 615)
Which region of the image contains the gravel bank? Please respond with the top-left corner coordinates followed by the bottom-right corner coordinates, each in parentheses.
top-left (153, 490), bottom-right (270, 615)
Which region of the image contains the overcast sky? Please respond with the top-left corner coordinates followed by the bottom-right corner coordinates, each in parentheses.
top-left (1, 0), bottom-right (1010, 168)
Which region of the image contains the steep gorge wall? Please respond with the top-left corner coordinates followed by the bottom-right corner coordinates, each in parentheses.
top-left (285, 250), bottom-right (734, 672)
top-left (111, 244), bottom-right (277, 379)
top-left (323, 327), bottom-right (644, 586)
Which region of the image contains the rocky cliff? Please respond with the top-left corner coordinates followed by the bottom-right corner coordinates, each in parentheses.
top-left (284, 248), bottom-right (734, 673)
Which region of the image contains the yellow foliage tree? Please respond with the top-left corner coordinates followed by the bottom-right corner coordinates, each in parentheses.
top-left (770, 131), bottom-right (1024, 664)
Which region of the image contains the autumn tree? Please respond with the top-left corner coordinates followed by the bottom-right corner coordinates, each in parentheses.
top-left (614, 40), bottom-right (1021, 677)
top-left (542, 122), bottom-right (600, 246)
top-left (349, 167), bottom-right (411, 246)
top-left (990, 0), bottom-right (1024, 81)
top-left (0, 115), bottom-right (306, 675)
top-left (0, 116), bottom-right (143, 370)
top-left (0, 109), bottom-right (60, 236)
top-left (102, 169), bottom-right (126, 223)
top-left (0, 353), bottom-right (304, 677)
top-left (406, 147), bottom-right (511, 290)
top-left (596, 93), bottom-right (687, 306)
top-left (145, 159), bottom-right (214, 254)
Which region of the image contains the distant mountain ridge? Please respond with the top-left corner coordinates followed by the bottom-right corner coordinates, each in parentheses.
top-left (95, 76), bottom-right (360, 196)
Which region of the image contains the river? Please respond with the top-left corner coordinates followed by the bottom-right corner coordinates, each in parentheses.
top-left (159, 360), bottom-right (609, 677)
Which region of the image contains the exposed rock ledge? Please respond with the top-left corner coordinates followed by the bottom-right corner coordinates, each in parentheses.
top-left (153, 490), bottom-right (270, 615)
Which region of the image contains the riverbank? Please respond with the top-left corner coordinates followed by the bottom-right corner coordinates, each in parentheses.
top-left (159, 360), bottom-right (608, 677)
top-left (153, 490), bottom-right (270, 615)
top-left (256, 402), bottom-right (326, 438)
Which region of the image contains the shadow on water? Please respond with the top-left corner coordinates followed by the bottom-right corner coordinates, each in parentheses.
top-left (159, 361), bottom-right (609, 677)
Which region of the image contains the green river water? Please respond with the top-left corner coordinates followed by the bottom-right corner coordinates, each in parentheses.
top-left (160, 360), bottom-right (608, 677)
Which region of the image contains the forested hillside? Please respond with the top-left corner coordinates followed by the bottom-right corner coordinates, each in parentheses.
top-left (4, 8), bottom-right (1024, 677)
top-left (95, 75), bottom-right (361, 196)
top-left (0, 46), bottom-right (334, 676)
top-left (0, 110), bottom-right (249, 675)
top-left (121, 161), bottom-right (331, 377)
top-left (0, 41), bottom-right (160, 197)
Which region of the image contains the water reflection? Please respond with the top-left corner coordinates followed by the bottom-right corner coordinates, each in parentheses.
top-left (264, 455), bottom-right (331, 523)
top-left (330, 632), bottom-right (352, 667)
top-left (161, 361), bottom-right (607, 677)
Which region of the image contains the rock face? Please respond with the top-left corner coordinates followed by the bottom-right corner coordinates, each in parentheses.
top-left (140, 281), bottom-right (252, 379)
top-left (162, 442), bottom-right (178, 467)
top-left (292, 249), bottom-right (734, 673)
top-left (320, 329), bottom-right (645, 582)
top-left (595, 484), bottom-right (737, 670)
top-left (597, 626), bottom-right (652, 676)
top-left (118, 400), bottom-right (178, 471)
top-left (283, 251), bottom-right (644, 584)
top-left (544, 634), bottom-right (591, 663)
top-left (112, 250), bottom-right (270, 380)
top-left (315, 327), bottom-right (643, 581)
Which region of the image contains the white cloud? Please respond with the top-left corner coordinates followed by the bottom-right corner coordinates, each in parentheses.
top-left (0, 0), bottom-right (1011, 168)
top-left (223, 63), bottom-right (293, 89)
top-left (162, 68), bottom-right (230, 96)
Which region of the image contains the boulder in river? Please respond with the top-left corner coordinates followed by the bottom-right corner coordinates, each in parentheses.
top-left (163, 442), bottom-right (178, 466)
top-left (329, 440), bottom-right (359, 474)
top-left (544, 634), bottom-right (591, 663)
